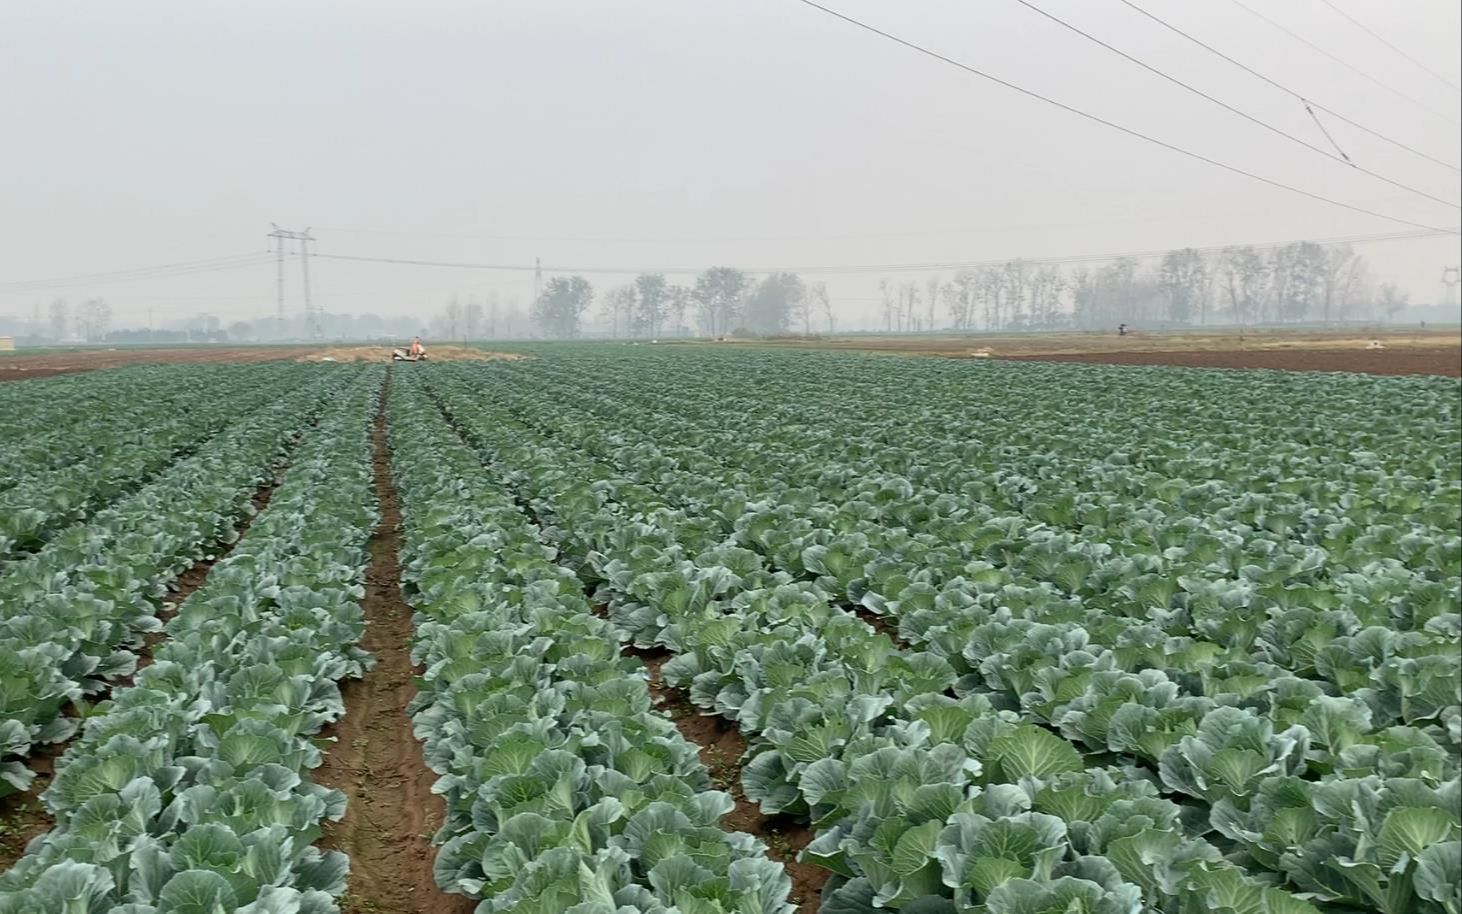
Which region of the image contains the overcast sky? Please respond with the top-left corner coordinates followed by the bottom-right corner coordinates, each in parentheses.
top-left (2, 0), bottom-right (1458, 328)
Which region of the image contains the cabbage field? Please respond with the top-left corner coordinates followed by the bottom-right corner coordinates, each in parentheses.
top-left (1, 349), bottom-right (1458, 914)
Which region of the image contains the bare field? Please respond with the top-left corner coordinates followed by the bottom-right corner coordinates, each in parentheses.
top-left (736, 328), bottom-right (1462, 376)
top-left (297, 345), bottom-right (526, 363)
top-left (0, 344), bottom-right (523, 382)
top-left (0, 346), bottom-right (311, 381)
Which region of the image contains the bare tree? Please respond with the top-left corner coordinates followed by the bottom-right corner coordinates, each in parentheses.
top-left (1158, 248), bottom-right (1209, 325)
top-left (744, 273), bottom-right (804, 335)
top-left (808, 282), bottom-right (833, 333)
top-left (532, 276), bottom-right (594, 338)
top-left (464, 300), bottom-right (483, 340)
top-left (630, 273), bottom-right (670, 338)
top-left (944, 270), bottom-right (979, 330)
top-left (667, 284), bottom-right (691, 336)
top-left (47, 299), bottom-right (70, 342)
top-left (925, 276), bottom-right (941, 332)
top-left (1218, 246), bottom-right (1267, 325)
top-left (879, 280), bottom-right (896, 332)
top-left (978, 267), bottom-right (1002, 330)
top-left (1378, 282), bottom-right (1409, 322)
top-left (791, 280), bottom-right (814, 335)
top-left (602, 285), bottom-right (636, 339)
top-left (75, 298), bottom-right (111, 342)
top-left (900, 282), bottom-right (920, 332)
top-left (1319, 244), bottom-right (1366, 323)
top-left (692, 267), bottom-right (749, 336)
top-left (1001, 260), bottom-right (1031, 328)
top-left (443, 297), bottom-right (464, 341)
top-left (1030, 265), bottom-right (1067, 327)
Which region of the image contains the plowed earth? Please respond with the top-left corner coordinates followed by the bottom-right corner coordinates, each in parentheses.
top-left (313, 382), bottom-right (475, 914)
top-left (999, 346), bottom-right (1460, 376)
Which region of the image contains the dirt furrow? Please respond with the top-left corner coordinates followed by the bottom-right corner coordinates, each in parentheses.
top-left (314, 380), bottom-right (474, 914)
top-left (625, 643), bottom-right (830, 914)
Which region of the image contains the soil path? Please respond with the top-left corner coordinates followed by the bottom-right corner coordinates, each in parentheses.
top-left (314, 377), bottom-right (474, 914)
top-left (0, 744), bottom-right (60, 872)
top-left (631, 646), bottom-right (829, 914)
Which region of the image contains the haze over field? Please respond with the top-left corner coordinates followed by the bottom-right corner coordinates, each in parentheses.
top-left (1, 0), bottom-right (1458, 334)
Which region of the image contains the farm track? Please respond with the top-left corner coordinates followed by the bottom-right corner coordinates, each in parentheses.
top-left (0, 460), bottom-right (291, 871)
top-left (315, 379), bottom-right (474, 914)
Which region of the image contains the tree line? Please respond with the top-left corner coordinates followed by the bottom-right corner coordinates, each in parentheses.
top-left (512, 242), bottom-right (1412, 340)
top-left (527, 269), bottom-right (834, 340)
top-left (9, 242), bottom-right (1417, 345)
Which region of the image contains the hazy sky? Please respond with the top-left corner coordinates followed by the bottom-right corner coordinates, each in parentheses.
top-left (2, 0), bottom-right (1458, 328)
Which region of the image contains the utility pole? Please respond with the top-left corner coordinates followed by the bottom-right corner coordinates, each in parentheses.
top-left (268, 224), bottom-right (287, 340)
top-left (533, 257), bottom-right (542, 311)
top-left (1443, 266), bottom-right (1460, 308)
top-left (299, 228), bottom-right (318, 339)
top-left (266, 224), bottom-right (320, 340)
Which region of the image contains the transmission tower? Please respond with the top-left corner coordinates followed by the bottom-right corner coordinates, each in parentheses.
top-left (1444, 266), bottom-right (1460, 308)
top-left (265, 224), bottom-right (320, 340)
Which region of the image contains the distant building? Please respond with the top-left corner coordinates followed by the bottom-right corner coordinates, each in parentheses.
top-left (0, 336), bottom-right (14, 352)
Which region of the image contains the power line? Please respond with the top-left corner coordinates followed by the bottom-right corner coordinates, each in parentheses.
top-left (1225, 0), bottom-right (1460, 127)
top-left (1113, 0), bottom-right (1460, 174)
top-left (788, 0), bottom-right (1452, 233)
top-left (1315, 0), bottom-right (1460, 95)
top-left (0, 253), bottom-right (274, 293)
top-left (267, 225), bottom-right (321, 339)
top-left (0, 252), bottom-right (268, 289)
top-left (1010, 0), bottom-right (1458, 210)
top-left (314, 226), bottom-right (1457, 277)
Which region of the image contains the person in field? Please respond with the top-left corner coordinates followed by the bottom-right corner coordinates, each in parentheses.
top-left (409, 337), bottom-right (425, 358)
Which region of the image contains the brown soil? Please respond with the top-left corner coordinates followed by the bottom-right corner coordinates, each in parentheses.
top-left (0, 343), bottom-right (525, 382)
top-left (298, 345), bottom-right (526, 364)
top-left (0, 743), bottom-right (62, 871)
top-left (735, 327), bottom-right (1460, 356)
top-left (0, 346), bottom-right (312, 381)
top-left (852, 606), bottom-right (896, 641)
top-left (0, 367), bottom-right (92, 382)
top-left (631, 646), bottom-right (830, 914)
top-left (314, 378), bottom-right (474, 914)
top-left (1000, 346), bottom-right (1461, 376)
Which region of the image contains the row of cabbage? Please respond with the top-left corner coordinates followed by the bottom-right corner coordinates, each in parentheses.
top-left (1, 366), bottom-right (350, 801)
top-left (460, 364), bottom-right (1458, 755)
top-left (435, 358), bottom-right (1461, 914)
top-left (0, 366), bottom-right (293, 560)
top-left (488, 366), bottom-right (1458, 737)
top-left (472, 364), bottom-right (1459, 733)
top-left (387, 373), bottom-right (797, 914)
top-left (0, 365), bottom-right (380, 913)
top-left (481, 358), bottom-right (1459, 731)
top-left (0, 367), bottom-right (200, 490)
top-left (418, 371), bottom-right (1368, 914)
top-left (540, 349), bottom-right (1455, 539)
